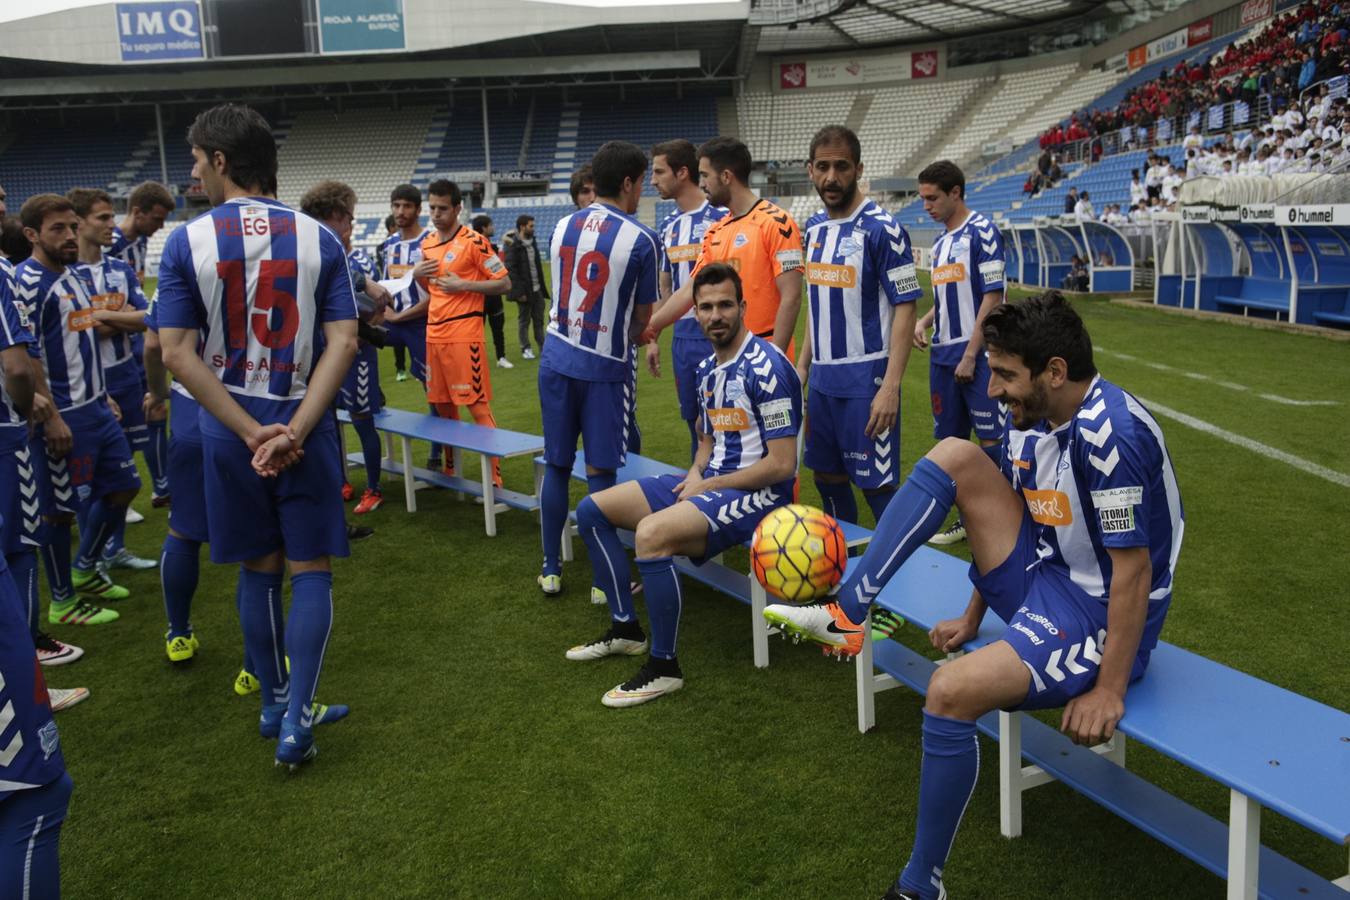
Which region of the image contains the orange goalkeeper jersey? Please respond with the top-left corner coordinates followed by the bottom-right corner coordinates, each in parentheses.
top-left (420, 226), bottom-right (508, 343)
top-left (692, 199), bottom-right (804, 338)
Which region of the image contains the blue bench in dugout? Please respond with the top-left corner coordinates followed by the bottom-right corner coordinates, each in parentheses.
top-left (539, 450), bottom-right (872, 668)
top-left (852, 547), bottom-right (1350, 899)
top-left (337, 407), bottom-right (544, 537)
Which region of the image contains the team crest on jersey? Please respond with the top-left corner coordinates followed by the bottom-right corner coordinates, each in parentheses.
top-left (837, 236), bottom-right (862, 256)
top-left (39, 720), bottom-right (60, 759)
top-left (950, 239), bottom-right (970, 257)
top-left (733, 233), bottom-right (750, 249)
top-left (725, 378), bottom-right (745, 401)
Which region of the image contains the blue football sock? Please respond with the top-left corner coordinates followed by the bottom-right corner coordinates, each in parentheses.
top-left (427, 403), bottom-right (443, 465)
top-left (585, 471), bottom-right (615, 495)
top-left (836, 457), bottom-right (956, 624)
top-left (6, 550), bottom-right (39, 640)
top-left (636, 556), bottom-right (683, 660)
top-left (238, 568), bottom-right (289, 707)
top-left (864, 487), bottom-right (897, 522)
top-left (101, 516), bottom-right (128, 561)
top-left (897, 711), bottom-right (981, 900)
top-left (352, 416), bottom-right (382, 492)
top-left (41, 527), bottom-right (73, 605)
top-left (286, 571), bottom-right (334, 731)
top-left (145, 420), bottom-right (169, 496)
top-left (234, 569), bottom-right (254, 676)
top-left (576, 497), bottom-right (634, 622)
top-left (160, 534), bottom-right (200, 639)
top-left (539, 464), bottom-right (571, 577)
top-left (684, 419), bottom-right (699, 462)
top-left (815, 478), bottom-right (859, 525)
top-left (74, 501), bottom-right (124, 571)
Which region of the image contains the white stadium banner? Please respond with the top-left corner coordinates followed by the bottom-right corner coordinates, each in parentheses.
top-left (777, 48), bottom-right (938, 90)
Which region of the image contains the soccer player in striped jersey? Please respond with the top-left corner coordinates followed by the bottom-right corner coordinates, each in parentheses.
top-left (765, 293), bottom-right (1183, 900)
top-left (567, 264), bottom-right (801, 707)
top-left (798, 126), bottom-right (920, 526)
top-left (15, 194), bottom-right (141, 626)
top-left (157, 104), bottom-right (356, 769)
top-left (68, 188), bottom-right (157, 572)
top-left (647, 138), bottom-right (727, 460)
top-left (108, 181), bottom-right (174, 284)
top-left (536, 142), bottom-right (659, 597)
top-left (644, 137), bottom-right (804, 357)
top-left (378, 184), bottom-right (447, 468)
top-left (298, 180), bottom-right (392, 514)
top-left (913, 160), bottom-right (1007, 546)
top-left (107, 180), bottom-right (175, 508)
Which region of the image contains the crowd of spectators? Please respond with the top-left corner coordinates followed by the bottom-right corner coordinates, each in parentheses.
top-left (1038, 0), bottom-right (1350, 152)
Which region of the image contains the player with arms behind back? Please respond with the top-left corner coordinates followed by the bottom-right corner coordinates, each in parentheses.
top-left (765, 292), bottom-right (1183, 899)
top-left (156, 104), bottom-right (358, 770)
top-left (536, 142), bottom-right (660, 597)
top-left (796, 125), bottom-right (920, 530)
top-left (646, 138), bottom-right (727, 460)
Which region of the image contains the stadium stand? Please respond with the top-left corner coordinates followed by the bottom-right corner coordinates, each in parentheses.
top-left (275, 107), bottom-right (437, 207)
top-left (0, 113), bottom-right (155, 206)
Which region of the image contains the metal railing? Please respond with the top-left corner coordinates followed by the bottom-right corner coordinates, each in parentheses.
top-left (748, 0), bottom-right (849, 25)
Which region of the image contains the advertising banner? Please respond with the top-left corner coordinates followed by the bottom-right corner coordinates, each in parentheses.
top-left (1187, 17), bottom-right (1213, 44)
top-left (776, 49), bottom-right (937, 90)
top-left (319, 0), bottom-right (405, 54)
top-left (1240, 0), bottom-right (1273, 26)
top-left (115, 1), bottom-right (203, 62)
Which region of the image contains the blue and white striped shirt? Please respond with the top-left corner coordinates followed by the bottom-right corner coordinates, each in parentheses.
top-left (154, 197), bottom-right (357, 438)
top-left (13, 259), bottom-right (105, 411)
top-left (1002, 376), bottom-right (1184, 608)
top-left (378, 228), bottom-right (431, 314)
top-left (108, 226), bottom-right (149, 280)
top-left (74, 255), bottom-right (148, 393)
top-left (543, 202), bottom-right (660, 382)
top-left (658, 201), bottom-right (727, 338)
top-left (929, 210), bottom-right (1005, 366)
top-left (0, 275), bottom-right (35, 427)
top-left (804, 200), bottom-right (921, 398)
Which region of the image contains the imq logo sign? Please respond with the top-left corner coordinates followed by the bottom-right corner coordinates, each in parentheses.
top-left (116, 2), bottom-right (203, 62)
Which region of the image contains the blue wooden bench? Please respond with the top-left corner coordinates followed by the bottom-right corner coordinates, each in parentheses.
top-left (852, 547), bottom-right (1350, 899)
top-left (337, 408), bottom-right (544, 537)
top-left (543, 450), bottom-right (872, 667)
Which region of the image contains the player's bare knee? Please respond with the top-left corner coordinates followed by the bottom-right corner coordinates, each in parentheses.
top-left (289, 557), bottom-right (331, 575)
top-left (108, 487), bottom-right (139, 507)
top-left (243, 551), bottom-right (285, 574)
top-left (925, 437), bottom-right (986, 476)
top-left (925, 662), bottom-right (981, 719)
top-left (815, 471), bottom-right (848, 485)
top-left (634, 516), bottom-right (673, 558)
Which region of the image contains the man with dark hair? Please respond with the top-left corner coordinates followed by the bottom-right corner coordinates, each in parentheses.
top-left (569, 166), bottom-right (595, 208)
top-left (644, 136), bottom-right (804, 357)
top-left (376, 213), bottom-right (403, 375)
top-left (379, 183), bottom-right (447, 465)
top-left (505, 214), bottom-right (549, 360)
top-left (67, 187), bottom-right (157, 575)
top-left (566, 263), bottom-right (801, 707)
top-left (417, 179), bottom-right (511, 487)
top-left (157, 103), bottom-right (355, 769)
top-left (648, 138), bottom-right (727, 460)
top-left (536, 141), bottom-right (658, 598)
top-left (912, 159), bottom-right (1007, 546)
top-left (109, 180), bottom-right (174, 284)
top-left (792, 125), bottom-right (920, 531)
top-left (766, 291), bottom-right (1183, 900)
top-left (299, 180), bottom-right (392, 515)
top-left (470, 213), bottom-right (510, 369)
top-left (13, 193), bottom-right (140, 629)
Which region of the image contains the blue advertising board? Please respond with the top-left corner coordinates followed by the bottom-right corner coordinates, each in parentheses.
top-left (319, 0), bottom-right (405, 54)
top-left (116, 1), bottom-right (204, 62)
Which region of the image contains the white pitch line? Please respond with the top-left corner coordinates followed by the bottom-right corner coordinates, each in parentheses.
top-left (1099, 348), bottom-right (1338, 407)
top-left (1137, 396), bottom-right (1350, 488)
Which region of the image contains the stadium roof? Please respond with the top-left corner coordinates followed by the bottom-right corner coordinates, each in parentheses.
top-left (753, 0), bottom-right (1105, 53)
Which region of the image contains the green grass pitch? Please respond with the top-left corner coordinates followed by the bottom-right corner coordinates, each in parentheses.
top-left (52, 276), bottom-right (1349, 898)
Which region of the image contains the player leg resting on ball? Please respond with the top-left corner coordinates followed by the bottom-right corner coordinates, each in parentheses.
top-left (567, 264), bottom-right (801, 707)
top-left (764, 292), bottom-right (1183, 900)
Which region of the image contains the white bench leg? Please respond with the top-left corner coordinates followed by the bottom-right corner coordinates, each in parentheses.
top-left (750, 578), bottom-right (769, 668)
top-left (1227, 789), bottom-right (1260, 900)
top-left (856, 613), bottom-right (875, 734)
top-left (481, 456), bottom-right (497, 537)
top-left (999, 710), bottom-right (1024, 838)
top-left (452, 448), bottom-right (465, 502)
top-left (383, 430), bottom-right (395, 464)
top-left (400, 437), bottom-right (417, 513)
top-left (1101, 732), bottom-right (1127, 768)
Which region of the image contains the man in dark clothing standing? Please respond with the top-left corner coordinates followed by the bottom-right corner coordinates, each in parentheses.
top-left (505, 214), bottom-right (548, 359)
top-left (471, 214), bottom-right (512, 369)
top-left (1063, 187), bottom-right (1078, 215)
